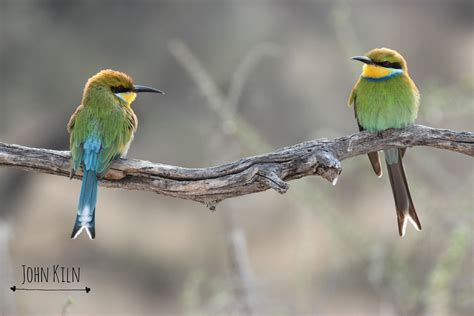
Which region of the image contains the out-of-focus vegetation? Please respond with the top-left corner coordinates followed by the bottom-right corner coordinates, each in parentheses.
top-left (0, 1), bottom-right (472, 315)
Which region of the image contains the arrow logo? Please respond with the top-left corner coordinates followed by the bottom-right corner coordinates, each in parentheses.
top-left (10, 285), bottom-right (90, 293)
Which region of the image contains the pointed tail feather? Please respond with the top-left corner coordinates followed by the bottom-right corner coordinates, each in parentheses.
top-left (367, 152), bottom-right (382, 177)
top-left (71, 169), bottom-right (97, 239)
top-left (385, 148), bottom-right (421, 237)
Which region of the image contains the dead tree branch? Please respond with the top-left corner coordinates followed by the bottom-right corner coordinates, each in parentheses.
top-left (0, 125), bottom-right (472, 209)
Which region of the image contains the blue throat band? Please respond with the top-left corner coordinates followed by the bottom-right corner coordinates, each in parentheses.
top-left (362, 69), bottom-right (403, 82)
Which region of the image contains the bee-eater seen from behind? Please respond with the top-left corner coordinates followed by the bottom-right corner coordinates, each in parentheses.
top-left (68, 69), bottom-right (163, 239)
top-left (349, 48), bottom-right (422, 237)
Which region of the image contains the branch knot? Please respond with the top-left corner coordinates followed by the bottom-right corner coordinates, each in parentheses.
top-left (257, 169), bottom-right (289, 194)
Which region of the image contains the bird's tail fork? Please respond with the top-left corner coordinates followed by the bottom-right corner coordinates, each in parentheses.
top-left (385, 148), bottom-right (422, 237)
top-left (71, 169), bottom-right (97, 239)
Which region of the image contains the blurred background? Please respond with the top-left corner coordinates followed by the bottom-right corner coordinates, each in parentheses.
top-left (0, 0), bottom-right (473, 315)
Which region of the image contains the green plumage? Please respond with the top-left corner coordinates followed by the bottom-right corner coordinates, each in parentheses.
top-left (351, 75), bottom-right (419, 132)
top-left (69, 88), bottom-right (135, 175)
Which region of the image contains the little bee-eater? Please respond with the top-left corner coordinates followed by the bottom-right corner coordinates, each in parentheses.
top-left (68, 69), bottom-right (163, 239)
top-left (349, 48), bottom-right (422, 237)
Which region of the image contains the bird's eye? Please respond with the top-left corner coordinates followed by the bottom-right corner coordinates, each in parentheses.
top-left (111, 86), bottom-right (128, 93)
top-left (381, 61), bottom-right (391, 67)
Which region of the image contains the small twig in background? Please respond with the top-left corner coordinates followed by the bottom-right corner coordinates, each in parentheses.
top-left (227, 42), bottom-right (280, 115)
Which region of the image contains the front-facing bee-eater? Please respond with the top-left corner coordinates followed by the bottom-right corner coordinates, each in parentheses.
top-left (349, 48), bottom-right (422, 237)
top-left (68, 69), bottom-right (163, 239)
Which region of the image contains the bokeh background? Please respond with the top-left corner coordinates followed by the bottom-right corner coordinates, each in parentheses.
top-left (0, 0), bottom-right (473, 315)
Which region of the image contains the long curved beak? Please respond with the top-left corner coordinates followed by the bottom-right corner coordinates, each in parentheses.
top-left (351, 56), bottom-right (374, 65)
top-left (133, 85), bottom-right (164, 94)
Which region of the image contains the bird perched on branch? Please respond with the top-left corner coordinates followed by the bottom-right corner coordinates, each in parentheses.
top-left (67, 69), bottom-right (163, 239)
top-left (349, 48), bottom-right (422, 237)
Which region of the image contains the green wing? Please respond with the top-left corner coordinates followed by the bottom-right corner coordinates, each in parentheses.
top-left (351, 88), bottom-right (382, 177)
top-left (68, 105), bottom-right (85, 175)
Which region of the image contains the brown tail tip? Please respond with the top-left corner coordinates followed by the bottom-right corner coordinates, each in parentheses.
top-left (397, 213), bottom-right (422, 237)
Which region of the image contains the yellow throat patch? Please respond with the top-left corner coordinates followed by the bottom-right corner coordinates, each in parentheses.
top-left (362, 64), bottom-right (393, 79)
top-left (116, 92), bottom-right (137, 106)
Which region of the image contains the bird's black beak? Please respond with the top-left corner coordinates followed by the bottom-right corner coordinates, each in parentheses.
top-left (351, 56), bottom-right (374, 65)
top-left (132, 85), bottom-right (164, 94)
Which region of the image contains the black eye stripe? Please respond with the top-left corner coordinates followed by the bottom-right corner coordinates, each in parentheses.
top-left (375, 61), bottom-right (402, 69)
top-left (111, 86), bottom-right (132, 93)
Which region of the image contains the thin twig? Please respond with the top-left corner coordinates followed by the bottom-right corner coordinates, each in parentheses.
top-left (227, 43), bottom-right (280, 114)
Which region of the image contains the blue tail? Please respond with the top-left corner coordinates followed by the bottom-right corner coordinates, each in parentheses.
top-left (71, 168), bottom-right (98, 239)
top-left (71, 137), bottom-right (101, 239)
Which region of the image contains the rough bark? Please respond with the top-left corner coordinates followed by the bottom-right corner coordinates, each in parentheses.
top-left (0, 125), bottom-right (472, 208)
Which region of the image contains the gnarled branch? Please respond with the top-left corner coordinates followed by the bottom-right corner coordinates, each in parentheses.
top-left (0, 125), bottom-right (472, 208)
